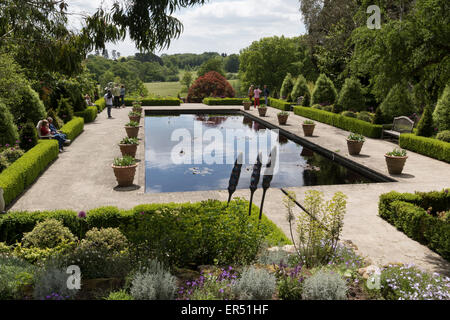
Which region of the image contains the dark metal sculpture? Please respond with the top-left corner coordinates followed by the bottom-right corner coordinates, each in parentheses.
top-left (259, 147), bottom-right (277, 220)
top-left (227, 152), bottom-right (244, 204)
top-left (248, 152), bottom-right (263, 216)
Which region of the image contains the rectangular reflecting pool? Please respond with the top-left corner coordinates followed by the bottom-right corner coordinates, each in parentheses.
top-left (145, 113), bottom-right (377, 193)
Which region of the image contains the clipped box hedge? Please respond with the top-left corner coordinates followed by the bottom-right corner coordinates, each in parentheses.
top-left (60, 117), bottom-right (84, 141)
top-left (294, 106), bottom-right (383, 138)
top-left (94, 99), bottom-right (106, 112)
top-left (0, 200), bottom-right (290, 266)
top-left (399, 133), bottom-right (450, 163)
top-left (203, 98), bottom-right (246, 105)
top-left (269, 98), bottom-right (292, 111)
top-left (379, 190), bottom-right (450, 261)
top-left (74, 106), bottom-right (98, 123)
top-left (0, 140), bottom-right (59, 207)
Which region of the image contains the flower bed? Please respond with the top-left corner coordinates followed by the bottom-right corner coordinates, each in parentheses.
top-left (399, 133), bottom-right (450, 163)
top-left (294, 106), bottom-right (383, 138)
top-left (60, 117), bottom-right (84, 141)
top-left (379, 190), bottom-right (450, 260)
top-left (0, 140), bottom-right (59, 207)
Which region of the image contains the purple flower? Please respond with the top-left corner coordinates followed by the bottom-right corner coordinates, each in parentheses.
top-left (140, 211), bottom-right (145, 215)
top-left (77, 211), bottom-right (86, 219)
top-left (5, 144), bottom-right (9, 147)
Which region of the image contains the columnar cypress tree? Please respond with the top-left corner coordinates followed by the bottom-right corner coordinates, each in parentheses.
top-left (416, 105), bottom-right (434, 137)
top-left (291, 75), bottom-right (311, 106)
top-left (311, 74), bottom-right (337, 106)
top-left (379, 83), bottom-right (415, 122)
top-left (372, 107), bottom-right (385, 125)
top-left (337, 78), bottom-right (366, 112)
top-left (19, 122), bottom-right (39, 151)
top-left (280, 73), bottom-right (294, 101)
top-left (433, 85), bottom-right (450, 131)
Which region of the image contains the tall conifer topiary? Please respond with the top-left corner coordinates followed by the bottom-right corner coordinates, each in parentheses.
top-left (291, 75), bottom-right (311, 106)
top-left (311, 74), bottom-right (337, 106)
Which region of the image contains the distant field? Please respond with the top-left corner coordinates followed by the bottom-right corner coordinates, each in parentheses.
top-left (145, 82), bottom-right (182, 97)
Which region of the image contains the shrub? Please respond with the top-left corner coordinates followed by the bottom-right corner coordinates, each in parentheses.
top-left (105, 290), bottom-right (134, 300)
top-left (56, 98), bottom-right (74, 123)
top-left (416, 105), bottom-right (434, 137)
top-left (437, 130), bottom-right (450, 143)
top-left (0, 140), bottom-right (59, 207)
top-left (380, 83), bottom-right (415, 122)
top-left (2, 147), bottom-right (24, 164)
top-left (74, 106), bottom-right (97, 123)
top-left (294, 106), bottom-right (383, 138)
top-left (433, 84), bottom-right (450, 132)
top-left (22, 219), bottom-right (77, 249)
top-left (302, 269), bottom-right (347, 300)
top-left (280, 73), bottom-right (294, 101)
top-left (232, 267), bottom-right (276, 300)
top-left (399, 133), bottom-right (450, 163)
top-left (357, 111), bottom-right (373, 123)
top-left (269, 98), bottom-right (292, 111)
top-left (60, 117), bottom-right (84, 141)
top-left (46, 109), bottom-right (64, 129)
top-left (94, 98), bottom-right (106, 112)
top-left (311, 74), bottom-right (337, 106)
top-left (372, 107), bottom-right (385, 124)
top-left (337, 78), bottom-right (366, 112)
top-left (341, 111), bottom-right (357, 118)
top-left (139, 98), bottom-right (181, 106)
top-left (257, 248), bottom-right (291, 266)
top-left (291, 75), bottom-right (311, 106)
top-left (130, 259), bottom-right (177, 300)
top-left (187, 71), bottom-right (235, 102)
top-left (33, 266), bottom-right (78, 300)
top-left (49, 79), bottom-right (87, 113)
top-left (0, 102), bottom-right (19, 146)
top-left (19, 122), bottom-right (38, 152)
top-left (203, 98), bottom-right (245, 105)
top-left (10, 85), bottom-right (47, 126)
top-left (0, 255), bottom-right (35, 300)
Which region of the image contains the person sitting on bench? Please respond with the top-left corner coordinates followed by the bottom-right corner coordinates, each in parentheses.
top-left (39, 120), bottom-right (67, 153)
top-left (47, 117), bottom-right (70, 145)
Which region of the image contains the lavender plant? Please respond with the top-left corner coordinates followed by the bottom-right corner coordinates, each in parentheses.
top-left (232, 267), bottom-right (276, 300)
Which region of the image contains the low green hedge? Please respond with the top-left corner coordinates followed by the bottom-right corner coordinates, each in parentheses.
top-left (0, 140), bottom-right (59, 207)
top-left (203, 98), bottom-right (246, 105)
top-left (94, 99), bottom-right (106, 112)
top-left (379, 190), bottom-right (450, 261)
top-left (399, 133), bottom-right (450, 163)
top-left (269, 98), bottom-right (292, 111)
top-left (0, 199), bottom-right (290, 267)
top-left (294, 106), bottom-right (383, 138)
top-left (74, 106), bottom-right (98, 123)
top-left (60, 117), bottom-right (84, 141)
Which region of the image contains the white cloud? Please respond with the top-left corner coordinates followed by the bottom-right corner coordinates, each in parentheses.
top-left (66, 0), bottom-right (306, 56)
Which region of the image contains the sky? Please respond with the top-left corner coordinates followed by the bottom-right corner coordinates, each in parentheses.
top-left (67, 0), bottom-right (306, 57)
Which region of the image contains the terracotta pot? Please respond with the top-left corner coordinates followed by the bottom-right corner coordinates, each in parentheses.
top-left (385, 155), bottom-right (408, 175)
top-left (258, 108), bottom-right (267, 117)
top-left (119, 144), bottom-right (138, 158)
top-left (129, 115), bottom-right (141, 123)
top-left (243, 101), bottom-right (252, 110)
top-left (125, 126), bottom-right (140, 138)
top-left (302, 124), bottom-right (316, 136)
top-left (347, 139), bottom-right (364, 155)
top-left (112, 164), bottom-right (138, 187)
top-left (278, 114), bottom-right (289, 125)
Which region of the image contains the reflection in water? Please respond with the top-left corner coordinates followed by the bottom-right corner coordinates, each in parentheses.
top-left (145, 114), bottom-right (373, 193)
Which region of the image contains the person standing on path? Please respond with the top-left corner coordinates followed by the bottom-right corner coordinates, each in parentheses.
top-left (248, 85), bottom-right (254, 106)
top-left (120, 85), bottom-right (126, 108)
top-left (263, 85), bottom-right (270, 106)
top-left (104, 90), bottom-right (114, 119)
top-left (253, 86), bottom-right (262, 108)
top-left (113, 84), bottom-right (121, 108)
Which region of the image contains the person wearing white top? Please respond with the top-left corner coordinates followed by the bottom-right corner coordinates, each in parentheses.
top-left (104, 90), bottom-right (114, 118)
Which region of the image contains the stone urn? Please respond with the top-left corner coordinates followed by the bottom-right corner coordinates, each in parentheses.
top-left (258, 107), bottom-right (267, 117)
top-left (112, 164), bottom-right (138, 187)
top-left (302, 123), bottom-right (316, 137)
top-left (125, 126), bottom-right (140, 138)
top-left (128, 115), bottom-right (141, 123)
top-left (385, 155), bottom-right (408, 175)
top-left (346, 139), bottom-right (364, 155)
top-left (243, 101), bottom-right (252, 110)
top-left (119, 144), bottom-right (138, 158)
top-left (278, 113), bottom-right (289, 125)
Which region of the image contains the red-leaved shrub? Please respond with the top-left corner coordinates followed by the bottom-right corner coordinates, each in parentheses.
top-left (187, 71), bottom-right (235, 102)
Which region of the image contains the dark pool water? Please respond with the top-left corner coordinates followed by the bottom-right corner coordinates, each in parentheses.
top-left (145, 114), bottom-right (373, 193)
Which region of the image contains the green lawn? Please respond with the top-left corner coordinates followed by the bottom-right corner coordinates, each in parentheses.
top-left (145, 82), bottom-right (182, 97)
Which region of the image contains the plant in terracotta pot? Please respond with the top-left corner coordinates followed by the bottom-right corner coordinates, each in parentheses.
top-left (277, 111), bottom-right (289, 125)
top-left (302, 120), bottom-right (316, 136)
top-left (346, 133), bottom-right (365, 155)
top-left (243, 99), bottom-right (252, 110)
top-left (385, 148), bottom-right (408, 175)
top-left (112, 156), bottom-right (138, 187)
top-left (119, 137), bottom-right (139, 158)
top-left (125, 121), bottom-right (140, 138)
top-left (132, 104), bottom-right (143, 113)
top-left (257, 104), bottom-right (267, 117)
top-left (128, 111), bottom-right (141, 123)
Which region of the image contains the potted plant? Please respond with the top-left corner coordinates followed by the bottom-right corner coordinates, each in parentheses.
top-left (302, 120), bottom-right (316, 136)
top-left (278, 111), bottom-right (289, 125)
top-left (385, 148), bottom-right (408, 175)
top-left (128, 111), bottom-right (141, 123)
top-left (119, 137), bottom-right (139, 158)
top-left (132, 104), bottom-right (143, 114)
top-left (243, 99), bottom-right (252, 110)
top-left (258, 104), bottom-right (267, 117)
top-left (112, 156), bottom-right (138, 187)
top-left (125, 121), bottom-right (140, 138)
top-left (347, 133), bottom-right (365, 155)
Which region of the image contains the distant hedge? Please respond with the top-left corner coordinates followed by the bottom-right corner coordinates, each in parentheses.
top-left (203, 98), bottom-right (246, 105)
top-left (60, 117), bottom-right (84, 141)
top-left (294, 106), bottom-right (382, 138)
top-left (94, 99), bottom-right (106, 112)
top-left (399, 133), bottom-right (450, 163)
top-left (269, 98), bottom-right (292, 111)
top-left (74, 106), bottom-right (98, 123)
top-left (379, 190), bottom-right (450, 261)
top-left (0, 140), bottom-right (59, 207)
top-left (0, 200), bottom-right (290, 266)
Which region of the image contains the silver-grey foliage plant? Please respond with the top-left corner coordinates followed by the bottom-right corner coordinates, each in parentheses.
top-left (232, 266), bottom-right (276, 300)
top-left (302, 269), bottom-right (348, 300)
top-left (33, 267), bottom-right (79, 300)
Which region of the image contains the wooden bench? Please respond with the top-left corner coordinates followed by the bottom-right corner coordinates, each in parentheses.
top-left (382, 116), bottom-right (414, 139)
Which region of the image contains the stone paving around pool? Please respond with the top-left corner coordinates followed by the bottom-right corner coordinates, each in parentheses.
top-left (8, 104), bottom-right (450, 276)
